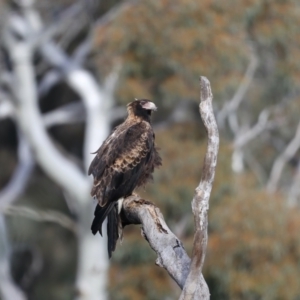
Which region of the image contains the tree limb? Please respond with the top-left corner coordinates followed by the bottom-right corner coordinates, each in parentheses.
top-left (43, 102), bottom-right (85, 127)
top-left (121, 194), bottom-right (210, 297)
top-left (234, 107), bottom-right (284, 149)
top-left (1, 205), bottom-right (77, 234)
top-left (0, 97), bottom-right (15, 120)
top-left (178, 77), bottom-right (218, 300)
top-left (122, 195), bottom-right (192, 288)
top-left (217, 50), bottom-right (258, 130)
top-left (267, 120), bottom-right (300, 193)
top-left (95, 0), bottom-right (137, 28)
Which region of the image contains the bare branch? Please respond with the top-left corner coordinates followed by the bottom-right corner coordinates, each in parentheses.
top-left (217, 50), bottom-right (258, 130)
top-left (267, 121), bottom-right (300, 193)
top-left (95, 0), bottom-right (137, 28)
top-left (230, 107), bottom-right (281, 174)
top-left (43, 102), bottom-right (85, 127)
top-left (16, 5), bottom-right (113, 172)
top-left (121, 195), bottom-right (208, 292)
top-left (42, 2), bottom-right (85, 47)
top-left (38, 70), bottom-right (62, 97)
top-left (1, 205), bottom-right (77, 234)
top-left (179, 77), bottom-right (219, 300)
top-left (0, 97), bottom-right (15, 120)
top-left (58, 14), bottom-right (89, 52)
top-left (81, 63), bottom-right (121, 170)
top-left (122, 195), bottom-right (190, 287)
top-left (3, 10), bottom-right (91, 201)
top-left (234, 109), bottom-right (270, 148)
top-left (4, 3), bottom-right (111, 299)
top-left (42, 102), bottom-right (127, 128)
top-left (244, 152), bottom-right (268, 185)
top-left (7, 39), bottom-right (89, 201)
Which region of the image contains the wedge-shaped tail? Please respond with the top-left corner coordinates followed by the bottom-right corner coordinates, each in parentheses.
top-left (91, 203), bottom-right (118, 258)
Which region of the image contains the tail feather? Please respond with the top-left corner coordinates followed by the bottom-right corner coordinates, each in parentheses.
top-left (91, 202), bottom-right (119, 258)
top-left (91, 202), bottom-right (115, 236)
top-left (107, 205), bottom-right (119, 258)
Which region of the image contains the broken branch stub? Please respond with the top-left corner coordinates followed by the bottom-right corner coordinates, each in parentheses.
top-left (179, 77), bottom-right (218, 300)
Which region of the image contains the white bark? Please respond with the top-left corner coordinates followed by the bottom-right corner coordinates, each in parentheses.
top-left (233, 109), bottom-right (270, 149)
top-left (232, 109), bottom-right (271, 174)
top-left (8, 41), bottom-right (108, 300)
top-left (0, 98), bottom-right (14, 120)
top-left (267, 121), bottom-right (300, 193)
top-left (179, 77), bottom-right (218, 300)
top-left (43, 103), bottom-right (85, 127)
top-left (217, 50), bottom-right (258, 129)
top-left (3, 2), bottom-right (120, 298)
top-left (10, 42), bottom-right (89, 201)
top-left (231, 148), bottom-right (245, 173)
top-left (122, 195), bottom-right (192, 288)
top-left (216, 49), bottom-right (258, 174)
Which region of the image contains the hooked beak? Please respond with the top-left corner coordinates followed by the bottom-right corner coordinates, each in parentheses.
top-left (142, 101), bottom-right (157, 111)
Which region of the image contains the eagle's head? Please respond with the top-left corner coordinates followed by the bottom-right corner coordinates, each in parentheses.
top-left (127, 99), bottom-right (157, 121)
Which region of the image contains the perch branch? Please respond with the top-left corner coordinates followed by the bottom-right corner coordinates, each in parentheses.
top-left (121, 195), bottom-right (208, 293)
top-left (179, 77), bottom-right (219, 300)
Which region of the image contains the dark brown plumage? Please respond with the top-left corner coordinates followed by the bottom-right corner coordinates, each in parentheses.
top-left (88, 99), bottom-right (162, 258)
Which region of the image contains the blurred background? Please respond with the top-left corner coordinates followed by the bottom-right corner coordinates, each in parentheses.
top-left (0, 0), bottom-right (300, 299)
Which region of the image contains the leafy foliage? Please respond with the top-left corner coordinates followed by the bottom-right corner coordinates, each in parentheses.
top-left (207, 178), bottom-right (300, 299)
top-left (94, 0), bottom-right (249, 107)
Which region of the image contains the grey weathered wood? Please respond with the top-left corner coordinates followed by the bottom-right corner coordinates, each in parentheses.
top-left (179, 77), bottom-right (218, 299)
top-left (122, 195), bottom-right (192, 289)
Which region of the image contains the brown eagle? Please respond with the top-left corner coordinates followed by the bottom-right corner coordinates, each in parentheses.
top-left (88, 99), bottom-right (162, 257)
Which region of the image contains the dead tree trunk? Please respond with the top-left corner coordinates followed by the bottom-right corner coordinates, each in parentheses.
top-left (122, 77), bottom-right (219, 299)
